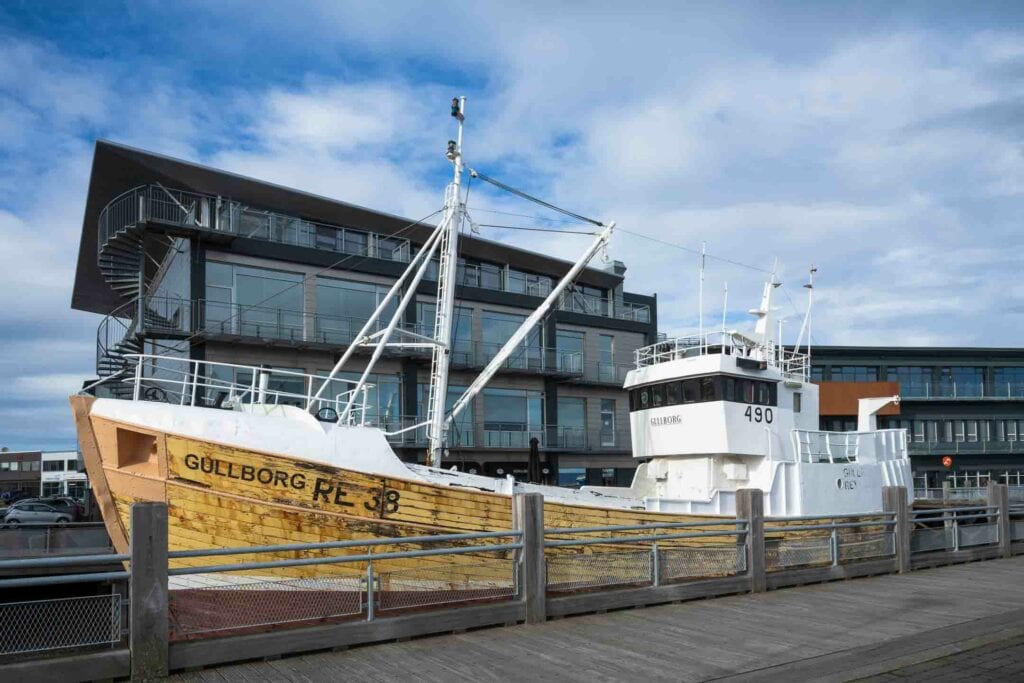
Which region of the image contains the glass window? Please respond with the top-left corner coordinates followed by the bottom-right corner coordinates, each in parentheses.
top-left (939, 367), bottom-right (984, 398)
top-left (722, 377), bottom-right (736, 401)
top-left (954, 420), bottom-right (965, 443)
top-left (793, 392), bottom-right (802, 413)
top-left (682, 379), bottom-right (699, 403)
top-left (41, 482), bottom-right (62, 497)
top-left (315, 277), bottom-right (398, 344)
top-left (482, 388), bottom-right (543, 448)
top-left (43, 460), bottom-right (63, 472)
top-left (556, 330), bottom-right (585, 373)
top-left (885, 366), bottom-right (931, 398)
top-left (66, 460), bottom-right (78, 471)
top-left (830, 366), bottom-right (879, 382)
top-left (598, 335), bottom-right (615, 382)
top-left (205, 262), bottom-right (304, 340)
top-left (558, 467), bottom-right (587, 488)
top-left (415, 384), bottom-right (473, 447)
top-left (652, 384), bottom-right (665, 408)
top-left (665, 381), bottom-right (682, 406)
top-left (483, 311), bottom-right (542, 369)
top-left (558, 397), bottom-right (586, 448)
top-left (600, 399), bottom-right (616, 447)
top-left (810, 366), bottom-right (825, 382)
top-left (993, 367), bottom-right (1024, 398)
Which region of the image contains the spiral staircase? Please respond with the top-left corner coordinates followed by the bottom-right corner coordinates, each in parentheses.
top-left (94, 186), bottom-right (199, 397)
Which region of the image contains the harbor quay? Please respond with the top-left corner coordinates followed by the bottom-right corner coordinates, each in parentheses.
top-left (0, 485), bottom-right (1023, 681)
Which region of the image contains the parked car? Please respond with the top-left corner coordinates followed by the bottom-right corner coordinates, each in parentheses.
top-left (36, 496), bottom-right (84, 521)
top-left (1, 500), bottom-right (73, 526)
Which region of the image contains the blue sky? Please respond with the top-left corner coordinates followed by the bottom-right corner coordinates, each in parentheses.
top-left (1, 1), bottom-right (1023, 451)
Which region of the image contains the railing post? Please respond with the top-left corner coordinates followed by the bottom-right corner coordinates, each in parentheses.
top-left (512, 492), bottom-right (546, 624)
top-left (651, 541), bottom-right (660, 587)
top-left (988, 481), bottom-right (1011, 558)
top-left (736, 489), bottom-right (765, 593)
top-left (883, 486), bottom-right (911, 573)
top-left (130, 502), bottom-right (169, 680)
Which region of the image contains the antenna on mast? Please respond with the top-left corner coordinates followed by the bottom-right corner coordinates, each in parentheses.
top-left (794, 264), bottom-right (816, 358)
top-left (698, 241), bottom-right (706, 352)
top-left (721, 281), bottom-right (728, 336)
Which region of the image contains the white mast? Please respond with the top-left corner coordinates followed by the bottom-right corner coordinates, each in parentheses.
top-left (750, 260), bottom-right (780, 359)
top-left (794, 265), bottom-right (816, 356)
top-left (426, 97), bottom-right (467, 466)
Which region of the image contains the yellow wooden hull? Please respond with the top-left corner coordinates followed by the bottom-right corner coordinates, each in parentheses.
top-left (71, 396), bottom-right (737, 581)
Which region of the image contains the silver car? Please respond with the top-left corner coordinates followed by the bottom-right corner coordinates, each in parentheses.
top-left (2, 501), bottom-right (73, 526)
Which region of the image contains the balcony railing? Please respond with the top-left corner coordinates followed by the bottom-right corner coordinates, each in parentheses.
top-left (895, 381), bottom-right (1024, 400)
top-left (127, 297), bottom-right (627, 386)
top-left (99, 185), bottom-right (653, 323)
top-left (383, 419), bottom-right (631, 452)
top-left (99, 185), bottom-right (412, 263)
top-left (906, 440), bottom-right (1024, 456)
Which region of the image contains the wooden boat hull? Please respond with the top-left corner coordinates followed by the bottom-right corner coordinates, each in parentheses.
top-left (71, 396), bottom-right (733, 580)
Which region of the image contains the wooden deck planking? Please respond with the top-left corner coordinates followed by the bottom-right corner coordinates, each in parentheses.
top-left (169, 555), bottom-right (1024, 682)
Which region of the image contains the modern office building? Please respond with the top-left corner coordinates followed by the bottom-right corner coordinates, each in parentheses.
top-left (72, 142), bottom-right (658, 488)
top-left (40, 451), bottom-right (89, 499)
top-left (810, 346), bottom-right (1024, 492)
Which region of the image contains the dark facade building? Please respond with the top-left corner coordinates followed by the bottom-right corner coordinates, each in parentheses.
top-left (72, 142), bottom-right (658, 488)
top-left (0, 451), bottom-right (42, 498)
top-left (810, 346), bottom-right (1024, 493)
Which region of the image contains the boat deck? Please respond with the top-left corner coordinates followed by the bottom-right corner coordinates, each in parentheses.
top-left (170, 555), bottom-right (1024, 682)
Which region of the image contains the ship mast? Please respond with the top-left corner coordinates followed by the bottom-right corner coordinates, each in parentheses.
top-left (426, 97), bottom-right (467, 466)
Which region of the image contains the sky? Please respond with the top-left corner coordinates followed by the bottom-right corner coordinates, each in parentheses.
top-left (0, 1), bottom-right (1022, 451)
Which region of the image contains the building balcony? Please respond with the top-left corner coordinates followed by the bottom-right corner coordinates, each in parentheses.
top-left (883, 381), bottom-right (1024, 401)
top-left (906, 439), bottom-right (1024, 456)
top-left (99, 185), bottom-right (652, 324)
top-left (382, 418), bottom-right (632, 453)
top-left (121, 297), bottom-right (631, 387)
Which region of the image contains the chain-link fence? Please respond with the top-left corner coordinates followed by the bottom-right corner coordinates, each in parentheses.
top-left (546, 549), bottom-right (652, 593)
top-left (377, 559), bottom-right (515, 612)
top-left (658, 544), bottom-right (746, 581)
top-left (838, 532), bottom-right (895, 562)
top-left (0, 594), bottom-right (122, 656)
top-left (168, 573), bottom-right (363, 639)
top-left (767, 537), bottom-right (833, 569)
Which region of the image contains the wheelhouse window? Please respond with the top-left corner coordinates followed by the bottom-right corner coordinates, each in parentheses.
top-left (629, 374), bottom-right (777, 412)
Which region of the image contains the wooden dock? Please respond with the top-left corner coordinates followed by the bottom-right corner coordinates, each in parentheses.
top-left (168, 555), bottom-right (1024, 682)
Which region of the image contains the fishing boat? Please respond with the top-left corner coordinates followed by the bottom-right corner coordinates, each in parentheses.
top-left (72, 97), bottom-right (912, 564)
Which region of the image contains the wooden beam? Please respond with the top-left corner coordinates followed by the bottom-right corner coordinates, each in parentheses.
top-left (130, 502), bottom-right (169, 680)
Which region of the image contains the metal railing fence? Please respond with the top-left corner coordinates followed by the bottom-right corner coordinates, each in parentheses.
top-left (910, 505), bottom-right (1000, 554)
top-left (543, 519), bottom-right (748, 592)
top-left (167, 530), bottom-right (522, 637)
top-left (0, 552), bottom-right (129, 658)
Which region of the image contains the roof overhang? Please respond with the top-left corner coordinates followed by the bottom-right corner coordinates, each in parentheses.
top-left (73, 141), bottom-right (624, 315)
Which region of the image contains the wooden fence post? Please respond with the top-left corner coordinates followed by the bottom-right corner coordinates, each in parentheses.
top-left (130, 502), bottom-right (169, 680)
top-left (513, 493), bottom-right (546, 624)
top-left (988, 482), bottom-right (1011, 559)
top-left (736, 489), bottom-right (765, 593)
top-left (883, 486), bottom-right (911, 573)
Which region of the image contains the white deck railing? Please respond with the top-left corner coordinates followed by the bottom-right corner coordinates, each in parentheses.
top-left (117, 354), bottom-right (372, 424)
top-left (791, 428), bottom-right (908, 464)
top-left (635, 331), bottom-right (809, 381)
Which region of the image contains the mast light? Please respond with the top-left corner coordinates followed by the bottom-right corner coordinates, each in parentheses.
top-left (446, 140), bottom-right (457, 160)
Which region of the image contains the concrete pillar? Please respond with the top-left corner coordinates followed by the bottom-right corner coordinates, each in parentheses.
top-left (883, 486), bottom-right (911, 573)
top-left (130, 502), bottom-right (169, 680)
top-left (988, 482), bottom-right (1011, 559)
top-left (512, 493), bottom-right (546, 624)
top-left (736, 489), bottom-right (765, 593)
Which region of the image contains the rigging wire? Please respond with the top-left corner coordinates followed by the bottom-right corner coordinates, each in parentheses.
top-left (615, 227), bottom-right (773, 275)
top-left (468, 168), bottom-right (604, 227)
top-left (470, 207), bottom-right (586, 225)
top-left (476, 224), bottom-right (598, 236)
